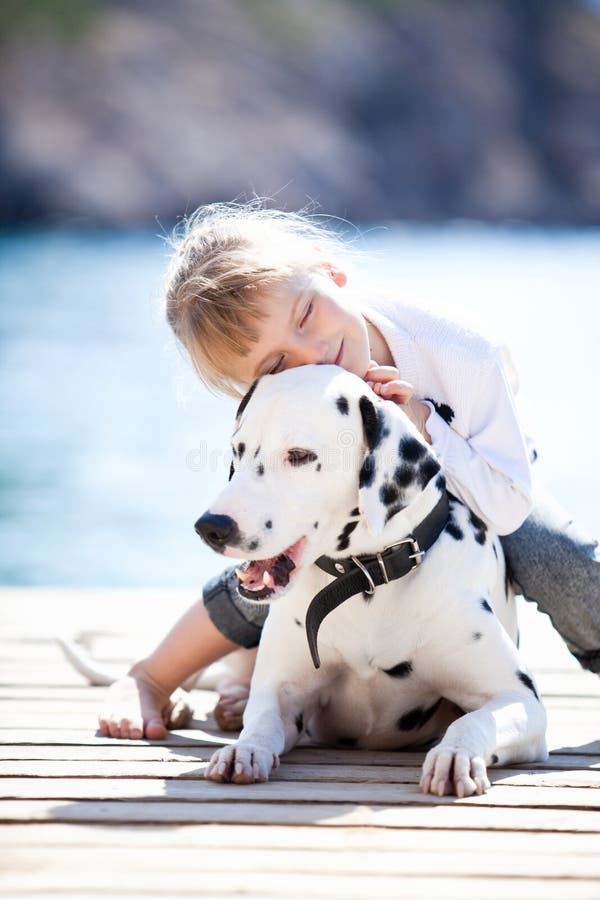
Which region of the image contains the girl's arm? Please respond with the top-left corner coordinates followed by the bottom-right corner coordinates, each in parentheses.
top-left (367, 349), bottom-right (532, 536)
top-left (423, 350), bottom-right (533, 535)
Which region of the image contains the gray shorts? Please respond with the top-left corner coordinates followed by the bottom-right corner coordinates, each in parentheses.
top-left (203, 486), bottom-right (600, 673)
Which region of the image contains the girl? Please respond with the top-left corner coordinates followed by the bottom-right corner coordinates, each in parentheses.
top-left (98, 203), bottom-right (600, 740)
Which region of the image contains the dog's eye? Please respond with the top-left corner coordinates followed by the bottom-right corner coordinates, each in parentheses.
top-left (287, 448), bottom-right (318, 467)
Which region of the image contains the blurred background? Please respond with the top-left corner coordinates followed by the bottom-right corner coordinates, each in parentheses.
top-left (1, 0), bottom-right (599, 589)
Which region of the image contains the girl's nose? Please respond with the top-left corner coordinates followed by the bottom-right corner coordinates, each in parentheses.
top-left (293, 337), bottom-right (329, 366)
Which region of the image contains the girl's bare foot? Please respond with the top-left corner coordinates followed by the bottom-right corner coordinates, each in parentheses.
top-left (213, 681), bottom-right (250, 732)
top-left (98, 667), bottom-right (193, 740)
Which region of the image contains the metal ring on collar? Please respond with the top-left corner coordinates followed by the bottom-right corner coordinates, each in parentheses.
top-left (350, 555), bottom-right (376, 595)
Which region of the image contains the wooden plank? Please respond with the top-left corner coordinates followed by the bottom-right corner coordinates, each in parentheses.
top-left (1, 777), bottom-right (600, 809)
top-left (1, 744), bottom-right (598, 772)
top-left (2, 844), bottom-right (600, 880)
top-left (0, 728), bottom-right (234, 747)
top-left (2, 799), bottom-right (600, 831)
top-left (1, 823), bottom-right (599, 854)
top-left (1, 870), bottom-right (600, 900)
top-left (1, 759), bottom-right (600, 789)
top-left (1, 727), bottom-right (599, 757)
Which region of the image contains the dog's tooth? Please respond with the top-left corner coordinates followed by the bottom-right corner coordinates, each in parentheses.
top-left (263, 570), bottom-right (275, 588)
top-left (235, 567), bottom-right (246, 581)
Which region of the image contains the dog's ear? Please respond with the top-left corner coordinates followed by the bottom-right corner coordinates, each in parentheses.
top-left (357, 394), bottom-right (440, 535)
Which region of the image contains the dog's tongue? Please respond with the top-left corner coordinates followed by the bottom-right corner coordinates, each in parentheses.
top-left (235, 537), bottom-right (305, 596)
top-left (236, 553), bottom-right (296, 591)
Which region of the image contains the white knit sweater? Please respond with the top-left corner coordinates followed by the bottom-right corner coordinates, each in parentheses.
top-left (364, 296), bottom-right (533, 535)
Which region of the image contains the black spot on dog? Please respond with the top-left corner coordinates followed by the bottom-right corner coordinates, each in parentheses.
top-left (236, 379), bottom-right (259, 420)
top-left (256, 463), bottom-right (265, 476)
top-left (316, 463), bottom-right (321, 472)
top-left (336, 520), bottom-right (359, 552)
top-left (418, 456), bottom-right (441, 488)
top-left (380, 482), bottom-right (399, 506)
top-left (349, 507), bottom-right (360, 517)
top-left (248, 539), bottom-right (259, 551)
top-left (435, 474), bottom-right (446, 492)
top-left (336, 395), bottom-right (349, 416)
top-left (383, 660), bottom-right (413, 678)
top-left (294, 617), bottom-right (303, 628)
top-left (237, 442), bottom-right (245, 459)
top-left (295, 713), bottom-right (304, 733)
top-left (385, 503), bottom-right (405, 525)
top-left (481, 598), bottom-right (493, 613)
top-left (265, 520), bottom-right (272, 529)
top-left (491, 754), bottom-right (499, 765)
top-left (445, 520), bottom-right (464, 541)
top-left (469, 510), bottom-right (488, 545)
top-left (313, 521), bottom-right (319, 529)
top-left (253, 445), bottom-right (261, 458)
top-left (397, 707), bottom-right (423, 731)
top-left (425, 398), bottom-right (455, 425)
top-left (337, 736), bottom-right (358, 748)
top-left (420, 697), bottom-right (443, 727)
top-left (397, 698), bottom-right (442, 731)
top-left (492, 542), bottom-right (498, 558)
top-left (472, 632), bottom-right (483, 641)
top-left (531, 448), bottom-right (538, 463)
top-left (400, 436), bottom-right (427, 463)
top-left (359, 395), bottom-right (387, 452)
top-left (359, 454), bottom-right (376, 488)
top-left (517, 670), bottom-right (540, 701)
top-left (228, 461), bottom-right (234, 482)
top-left (394, 464), bottom-right (415, 489)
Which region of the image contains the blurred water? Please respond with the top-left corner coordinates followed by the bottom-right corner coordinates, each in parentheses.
top-left (1, 226), bottom-right (598, 588)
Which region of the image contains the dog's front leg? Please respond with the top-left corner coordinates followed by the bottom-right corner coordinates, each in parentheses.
top-left (205, 607), bottom-right (321, 785)
top-left (419, 689), bottom-right (547, 798)
top-left (417, 611), bottom-right (547, 798)
top-left (205, 685), bottom-right (295, 784)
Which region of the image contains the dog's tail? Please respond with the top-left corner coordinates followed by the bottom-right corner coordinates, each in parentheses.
top-left (54, 635), bottom-right (119, 685)
top-left (54, 634), bottom-right (218, 690)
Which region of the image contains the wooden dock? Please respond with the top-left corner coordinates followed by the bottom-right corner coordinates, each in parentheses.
top-left (1, 587), bottom-right (599, 899)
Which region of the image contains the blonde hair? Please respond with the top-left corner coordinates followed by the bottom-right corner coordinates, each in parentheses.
top-left (163, 201), bottom-right (354, 398)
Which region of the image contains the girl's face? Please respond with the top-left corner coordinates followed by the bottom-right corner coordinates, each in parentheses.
top-left (229, 266), bottom-right (373, 388)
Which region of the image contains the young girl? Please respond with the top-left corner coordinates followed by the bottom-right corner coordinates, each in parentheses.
top-left (98, 203), bottom-right (600, 741)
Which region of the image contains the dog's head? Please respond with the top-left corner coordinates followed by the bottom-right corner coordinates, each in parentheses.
top-left (195, 365), bottom-right (443, 602)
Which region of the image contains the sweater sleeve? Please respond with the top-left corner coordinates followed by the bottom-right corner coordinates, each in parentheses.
top-left (423, 351), bottom-right (533, 535)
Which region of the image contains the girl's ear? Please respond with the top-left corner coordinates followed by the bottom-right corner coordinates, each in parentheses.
top-left (322, 262), bottom-right (347, 288)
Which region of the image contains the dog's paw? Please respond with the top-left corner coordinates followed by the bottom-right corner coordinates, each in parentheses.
top-left (420, 744), bottom-right (490, 798)
top-left (205, 743), bottom-right (279, 784)
top-left (213, 681), bottom-right (250, 732)
top-left (163, 688), bottom-right (194, 730)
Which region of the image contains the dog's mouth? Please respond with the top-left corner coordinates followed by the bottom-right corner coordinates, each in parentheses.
top-left (235, 536), bottom-right (306, 601)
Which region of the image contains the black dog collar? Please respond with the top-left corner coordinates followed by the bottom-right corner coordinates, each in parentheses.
top-left (306, 492), bottom-right (450, 668)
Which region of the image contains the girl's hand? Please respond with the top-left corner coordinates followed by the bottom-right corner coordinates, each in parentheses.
top-left (364, 361), bottom-right (431, 443)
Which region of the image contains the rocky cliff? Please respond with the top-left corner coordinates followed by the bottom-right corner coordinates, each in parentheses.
top-left (1, 0), bottom-right (599, 225)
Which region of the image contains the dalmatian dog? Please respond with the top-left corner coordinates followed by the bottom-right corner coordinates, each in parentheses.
top-left (195, 364), bottom-right (547, 797)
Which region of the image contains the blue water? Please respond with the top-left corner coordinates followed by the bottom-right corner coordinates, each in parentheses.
top-left (1, 226), bottom-right (599, 587)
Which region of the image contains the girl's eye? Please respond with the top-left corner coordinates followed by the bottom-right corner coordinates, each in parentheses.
top-left (299, 300), bottom-right (314, 328)
top-left (287, 448), bottom-right (318, 467)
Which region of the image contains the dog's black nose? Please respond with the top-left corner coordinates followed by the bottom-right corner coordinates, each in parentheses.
top-left (194, 513), bottom-right (239, 551)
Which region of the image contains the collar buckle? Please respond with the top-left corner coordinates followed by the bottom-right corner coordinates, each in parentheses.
top-left (377, 537), bottom-right (424, 583)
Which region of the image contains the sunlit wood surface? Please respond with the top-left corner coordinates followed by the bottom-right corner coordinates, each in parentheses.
top-left (1, 587), bottom-right (599, 899)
